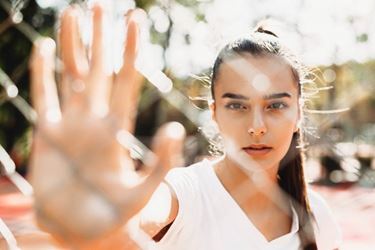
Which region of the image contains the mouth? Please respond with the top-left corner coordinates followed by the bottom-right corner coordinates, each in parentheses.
top-left (242, 144), bottom-right (273, 156)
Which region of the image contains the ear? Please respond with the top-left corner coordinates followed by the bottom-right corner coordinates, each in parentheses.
top-left (294, 101), bottom-right (302, 133)
top-left (209, 100), bottom-right (216, 122)
top-left (294, 119), bottom-right (300, 133)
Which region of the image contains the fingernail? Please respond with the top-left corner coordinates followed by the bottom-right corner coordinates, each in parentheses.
top-left (90, 0), bottom-right (106, 13)
top-left (62, 5), bottom-right (78, 20)
top-left (164, 122), bottom-right (185, 140)
top-left (129, 9), bottom-right (147, 25)
top-left (39, 38), bottom-right (56, 58)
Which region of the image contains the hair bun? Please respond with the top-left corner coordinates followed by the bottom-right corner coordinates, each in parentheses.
top-left (255, 26), bottom-right (279, 38)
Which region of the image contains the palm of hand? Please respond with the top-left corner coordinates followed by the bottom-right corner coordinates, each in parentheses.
top-left (29, 4), bottom-right (184, 247)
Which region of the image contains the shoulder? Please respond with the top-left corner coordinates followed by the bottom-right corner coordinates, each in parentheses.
top-left (163, 160), bottom-right (209, 211)
top-left (139, 181), bottom-right (179, 238)
top-left (307, 188), bottom-right (337, 226)
top-left (307, 188), bottom-right (343, 250)
top-left (165, 159), bottom-right (209, 179)
top-left (164, 160), bottom-right (208, 191)
top-left (139, 160), bottom-right (209, 239)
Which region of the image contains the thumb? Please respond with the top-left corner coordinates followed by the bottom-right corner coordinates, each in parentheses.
top-left (151, 121), bottom-right (186, 172)
top-left (126, 122), bottom-right (185, 215)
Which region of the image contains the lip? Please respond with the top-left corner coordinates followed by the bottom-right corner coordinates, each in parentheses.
top-left (242, 144), bottom-right (273, 156)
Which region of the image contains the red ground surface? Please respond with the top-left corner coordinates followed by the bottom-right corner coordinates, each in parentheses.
top-left (312, 184), bottom-right (375, 250)
top-left (1, 177), bottom-right (374, 249)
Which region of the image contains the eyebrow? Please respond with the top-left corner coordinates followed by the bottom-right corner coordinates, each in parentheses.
top-left (221, 92), bottom-right (292, 100)
top-left (263, 92), bottom-right (292, 100)
top-left (221, 93), bottom-right (249, 100)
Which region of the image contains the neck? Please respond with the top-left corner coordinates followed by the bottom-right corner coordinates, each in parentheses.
top-left (221, 155), bottom-right (279, 188)
top-left (214, 156), bottom-right (290, 212)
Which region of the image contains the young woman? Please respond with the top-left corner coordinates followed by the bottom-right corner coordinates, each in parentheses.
top-left (29, 4), bottom-right (341, 250)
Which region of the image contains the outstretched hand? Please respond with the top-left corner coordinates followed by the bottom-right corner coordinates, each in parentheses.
top-left (29, 4), bottom-right (185, 248)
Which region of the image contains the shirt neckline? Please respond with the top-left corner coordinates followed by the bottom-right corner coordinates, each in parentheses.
top-left (203, 158), bottom-right (299, 246)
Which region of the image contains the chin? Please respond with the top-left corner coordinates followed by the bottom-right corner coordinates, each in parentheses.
top-left (226, 149), bottom-right (276, 173)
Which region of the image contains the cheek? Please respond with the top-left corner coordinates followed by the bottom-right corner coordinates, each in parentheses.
top-left (266, 109), bottom-right (298, 151)
top-left (268, 116), bottom-right (296, 158)
top-left (269, 106), bottom-right (299, 130)
top-left (268, 116), bottom-right (296, 141)
top-left (215, 109), bottom-right (247, 135)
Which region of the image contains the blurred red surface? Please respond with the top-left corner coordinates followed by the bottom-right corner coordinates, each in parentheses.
top-left (312, 184), bottom-right (375, 250)
top-left (0, 177), bottom-right (63, 249)
top-left (1, 177), bottom-right (374, 249)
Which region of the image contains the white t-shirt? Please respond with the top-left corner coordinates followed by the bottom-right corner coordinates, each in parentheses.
top-left (152, 159), bottom-right (342, 250)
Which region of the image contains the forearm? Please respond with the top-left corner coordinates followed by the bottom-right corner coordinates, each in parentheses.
top-left (77, 228), bottom-right (140, 250)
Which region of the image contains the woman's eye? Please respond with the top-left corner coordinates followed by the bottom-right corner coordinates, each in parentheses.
top-left (225, 103), bottom-right (246, 110)
top-left (267, 102), bottom-right (288, 110)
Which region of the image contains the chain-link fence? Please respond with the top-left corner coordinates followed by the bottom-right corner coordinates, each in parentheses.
top-left (1, 0), bottom-right (375, 249)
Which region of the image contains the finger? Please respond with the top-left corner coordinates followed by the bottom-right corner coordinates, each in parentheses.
top-left (119, 10), bottom-right (140, 75)
top-left (60, 6), bottom-right (88, 79)
top-left (128, 122), bottom-right (186, 214)
top-left (59, 6), bottom-right (88, 110)
top-left (30, 38), bottom-right (61, 122)
top-left (90, 3), bottom-right (105, 73)
top-left (150, 122), bottom-right (186, 172)
top-left (86, 3), bottom-right (113, 116)
top-left (110, 10), bottom-right (144, 131)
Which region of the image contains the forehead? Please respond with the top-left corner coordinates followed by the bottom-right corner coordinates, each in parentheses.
top-left (214, 53), bottom-right (298, 97)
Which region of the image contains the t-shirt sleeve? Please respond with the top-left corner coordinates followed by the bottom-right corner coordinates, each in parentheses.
top-left (308, 189), bottom-right (343, 250)
top-left (155, 167), bottom-right (199, 248)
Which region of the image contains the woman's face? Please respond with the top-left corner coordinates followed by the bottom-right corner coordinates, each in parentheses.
top-left (211, 53), bottom-right (300, 173)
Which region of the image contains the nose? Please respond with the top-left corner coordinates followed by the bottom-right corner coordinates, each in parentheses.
top-left (247, 108), bottom-right (267, 136)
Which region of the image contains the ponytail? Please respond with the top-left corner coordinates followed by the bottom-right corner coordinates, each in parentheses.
top-left (278, 132), bottom-right (317, 250)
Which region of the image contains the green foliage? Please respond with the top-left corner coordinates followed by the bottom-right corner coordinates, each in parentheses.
top-left (1, 0), bottom-right (374, 174)
top-left (0, 0), bottom-right (55, 166)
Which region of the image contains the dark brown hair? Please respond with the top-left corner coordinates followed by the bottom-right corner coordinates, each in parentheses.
top-left (210, 25), bottom-right (317, 250)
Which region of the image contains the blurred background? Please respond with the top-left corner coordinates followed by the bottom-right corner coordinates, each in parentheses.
top-left (0, 0), bottom-right (374, 249)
